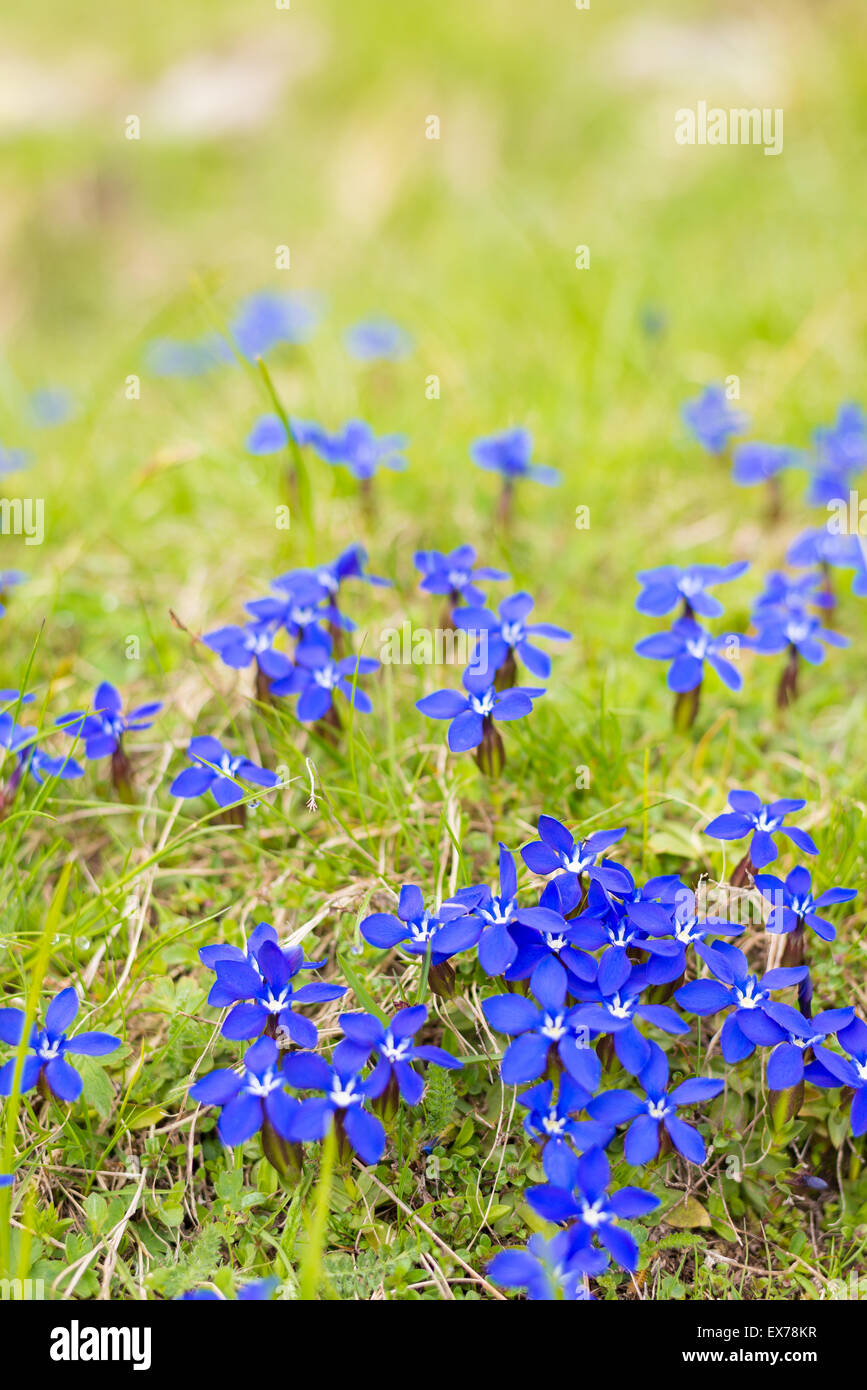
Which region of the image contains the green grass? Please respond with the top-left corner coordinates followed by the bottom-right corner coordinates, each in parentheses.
top-left (1, 0), bottom-right (866, 1300)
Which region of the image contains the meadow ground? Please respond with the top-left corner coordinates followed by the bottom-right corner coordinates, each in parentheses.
top-left (0, 0), bottom-right (866, 1301)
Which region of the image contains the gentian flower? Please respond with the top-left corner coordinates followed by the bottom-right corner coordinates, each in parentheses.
top-left (0, 717), bottom-right (83, 789)
top-left (360, 884), bottom-right (480, 966)
top-left (245, 414), bottom-right (327, 456)
top-left (245, 571), bottom-right (332, 640)
top-left (270, 634), bottom-right (378, 720)
top-left (674, 942), bottom-right (808, 1063)
top-left (283, 1052), bottom-right (386, 1164)
top-left (230, 291), bottom-right (318, 360)
top-left (416, 668), bottom-right (544, 753)
top-left (482, 955), bottom-right (603, 1089)
top-left (756, 1002), bottom-right (855, 1090)
top-left (570, 883), bottom-right (683, 988)
top-left (807, 402), bottom-right (867, 505)
top-left (470, 428), bottom-right (560, 487)
top-left (786, 526), bottom-right (863, 573)
top-left (635, 562), bottom-right (748, 618)
top-left (520, 816), bottom-right (628, 895)
top-left (449, 843), bottom-right (581, 977)
top-left (732, 442), bottom-right (794, 486)
top-left (570, 959), bottom-right (690, 1075)
top-left (179, 1279), bottom-right (278, 1301)
top-left (453, 592), bottom-right (571, 680)
top-left (29, 387), bottom-right (75, 427)
top-left (751, 610), bottom-right (849, 665)
top-left (753, 865), bottom-right (856, 943)
top-left (500, 881), bottom-right (597, 988)
top-left (414, 545), bottom-right (509, 607)
top-left (0, 987), bottom-right (119, 1102)
top-left (805, 1015), bottom-right (867, 1136)
top-left (305, 420), bottom-right (407, 480)
top-left (0, 570), bottom-right (27, 615)
top-left (681, 385), bottom-right (747, 455)
top-left (0, 444), bottom-right (29, 473)
top-left (639, 886), bottom-right (743, 976)
top-left (189, 1037), bottom-right (298, 1146)
top-left (518, 1076), bottom-right (614, 1165)
top-left (527, 1145), bottom-right (660, 1274)
top-left (170, 736), bottom-right (278, 808)
top-left (345, 318), bottom-right (412, 362)
top-left (587, 1040), bottom-right (723, 1165)
top-left (203, 924), bottom-right (345, 1043)
top-left (634, 616), bottom-right (743, 693)
top-left (751, 570), bottom-right (834, 622)
top-left (334, 1005), bottom-right (462, 1108)
top-left (704, 790), bottom-right (818, 869)
top-left (203, 620), bottom-right (292, 682)
top-left (56, 682), bottom-right (162, 760)
top-left (488, 1230), bottom-right (600, 1299)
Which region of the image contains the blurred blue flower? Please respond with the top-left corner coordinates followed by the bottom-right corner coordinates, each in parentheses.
top-left (146, 336), bottom-right (231, 377)
top-left (635, 562), bottom-right (748, 619)
top-left (231, 291), bottom-right (319, 360)
top-left (416, 668), bottom-right (544, 751)
top-left (471, 428), bottom-right (559, 486)
top-left (56, 682), bottom-right (162, 760)
top-left (681, 385), bottom-right (747, 455)
top-left (203, 621), bottom-right (292, 682)
top-left (807, 403), bottom-right (867, 504)
top-left (29, 387), bottom-right (75, 427)
top-left (345, 318), bottom-right (412, 362)
top-left (414, 545), bottom-right (508, 606)
top-left (270, 633), bottom-right (378, 720)
top-left (732, 442), bottom-right (794, 486)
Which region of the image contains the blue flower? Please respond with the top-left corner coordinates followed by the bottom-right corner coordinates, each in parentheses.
top-left (751, 570), bottom-right (834, 623)
top-left (231, 291), bottom-right (319, 361)
top-left (754, 1002), bottom-right (855, 1090)
top-left (638, 885), bottom-right (743, 977)
top-left (203, 621), bottom-right (292, 681)
top-left (202, 921), bottom-right (345, 1044)
top-left (0, 987), bottom-right (119, 1103)
top-left (311, 544), bottom-right (390, 596)
top-left (634, 616), bottom-right (743, 692)
top-left (753, 865), bottom-right (856, 943)
top-left (449, 843), bottom-right (580, 977)
top-left (0, 717), bottom-right (83, 787)
top-left (453, 592), bottom-right (571, 680)
top-left (483, 956), bottom-right (603, 1088)
top-left (145, 336), bottom-right (231, 377)
top-left (569, 881), bottom-right (683, 988)
top-left (527, 1145), bottom-right (660, 1273)
top-left (416, 669), bottom-right (544, 751)
top-left (786, 526), bottom-right (863, 572)
top-left (414, 545), bottom-right (509, 606)
top-left (571, 960), bottom-right (690, 1076)
top-left (518, 1076), bottom-right (614, 1165)
top-left (305, 420), bottom-right (408, 480)
top-left (732, 442), bottom-right (794, 486)
top-left (245, 571), bottom-right (332, 639)
top-left (635, 562), bottom-right (749, 618)
top-left (334, 1005), bottom-right (462, 1107)
top-left (170, 736), bottom-right (278, 808)
top-left (681, 385), bottom-right (747, 455)
top-left (588, 1040), bottom-right (723, 1165)
top-left (283, 1052), bottom-right (386, 1164)
top-left (360, 884), bottom-right (481, 965)
top-left (0, 443), bottom-right (30, 473)
top-left (674, 942), bottom-right (808, 1063)
top-left (179, 1279), bottom-right (278, 1301)
top-left (56, 682), bottom-right (162, 759)
top-left (520, 816), bottom-right (628, 895)
top-left (470, 428), bottom-right (560, 486)
top-left (0, 571), bottom-right (27, 617)
top-left (704, 790), bottom-right (818, 869)
top-left (807, 402), bottom-right (867, 504)
top-left (270, 634), bottom-right (378, 720)
top-left (345, 318), bottom-right (412, 362)
top-left (29, 387), bottom-right (75, 427)
top-left (805, 1015), bottom-right (867, 1136)
top-left (752, 603), bottom-right (849, 665)
top-left (488, 1230), bottom-right (599, 1299)
top-left (190, 1036), bottom-right (298, 1146)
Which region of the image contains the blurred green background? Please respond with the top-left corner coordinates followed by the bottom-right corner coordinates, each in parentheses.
top-left (1, 0), bottom-right (865, 758)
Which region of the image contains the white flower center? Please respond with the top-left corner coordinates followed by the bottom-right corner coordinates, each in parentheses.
top-left (580, 1198), bottom-right (611, 1229)
top-left (330, 1078), bottom-right (361, 1108)
top-left (469, 688), bottom-right (496, 716)
top-left (540, 1013), bottom-right (567, 1042)
top-left (381, 1033), bottom-right (412, 1063)
top-left (607, 993), bottom-right (634, 1020)
top-left (500, 620), bottom-right (524, 646)
top-left (542, 1111), bottom-right (565, 1135)
top-left (734, 979), bottom-right (765, 1009)
top-left (647, 1098), bottom-right (669, 1120)
top-left (244, 1068), bottom-right (283, 1098)
top-left (313, 663), bottom-right (339, 689)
